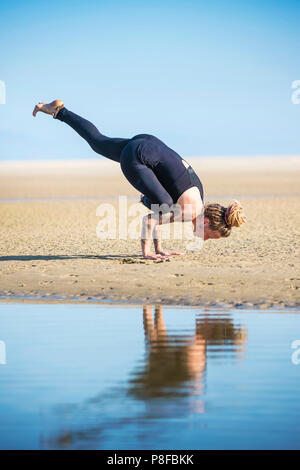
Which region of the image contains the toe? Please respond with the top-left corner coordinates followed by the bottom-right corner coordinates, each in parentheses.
top-left (33, 102), bottom-right (43, 116)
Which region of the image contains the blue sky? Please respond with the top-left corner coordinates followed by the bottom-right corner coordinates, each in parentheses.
top-left (0, 0), bottom-right (299, 159)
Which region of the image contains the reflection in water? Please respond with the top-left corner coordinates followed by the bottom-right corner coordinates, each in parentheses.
top-left (42, 305), bottom-right (247, 449)
top-left (128, 305), bottom-right (207, 401)
top-left (128, 306), bottom-right (246, 402)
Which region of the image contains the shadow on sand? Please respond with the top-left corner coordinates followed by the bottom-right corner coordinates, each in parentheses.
top-left (0, 254), bottom-right (143, 262)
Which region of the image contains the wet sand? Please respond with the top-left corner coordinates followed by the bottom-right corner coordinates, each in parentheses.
top-left (0, 156), bottom-right (299, 308)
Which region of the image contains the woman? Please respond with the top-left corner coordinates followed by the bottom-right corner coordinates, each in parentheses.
top-left (33, 100), bottom-right (246, 260)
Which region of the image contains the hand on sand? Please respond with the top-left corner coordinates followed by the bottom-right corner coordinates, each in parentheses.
top-left (32, 99), bottom-right (64, 118)
top-left (156, 250), bottom-right (183, 256)
top-left (143, 252), bottom-right (170, 260)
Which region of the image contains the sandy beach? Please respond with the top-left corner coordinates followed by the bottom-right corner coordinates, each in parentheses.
top-left (0, 156), bottom-right (299, 308)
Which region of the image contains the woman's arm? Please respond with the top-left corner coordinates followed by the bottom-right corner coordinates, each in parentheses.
top-left (192, 213), bottom-right (204, 238)
top-left (141, 213), bottom-right (169, 259)
top-left (140, 194), bottom-right (203, 258)
top-left (141, 208), bottom-right (184, 259)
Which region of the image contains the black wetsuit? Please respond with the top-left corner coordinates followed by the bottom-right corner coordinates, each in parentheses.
top-left (55, 108), bottom-right (204, 212)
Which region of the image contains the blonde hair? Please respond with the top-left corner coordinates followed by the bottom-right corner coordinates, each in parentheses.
top-left (204, 200), bottom-right (246, 237)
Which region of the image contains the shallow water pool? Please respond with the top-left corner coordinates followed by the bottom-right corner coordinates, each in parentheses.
top-left (0, 302), bottom-right (299, 450)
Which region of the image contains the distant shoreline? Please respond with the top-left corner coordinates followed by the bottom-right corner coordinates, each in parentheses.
top-left (1, 155), bottom-right (299, 177)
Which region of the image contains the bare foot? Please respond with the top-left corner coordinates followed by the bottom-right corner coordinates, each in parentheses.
top-left (32, 99), bottom-right (64, 118)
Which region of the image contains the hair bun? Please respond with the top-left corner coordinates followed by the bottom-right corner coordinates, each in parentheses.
top-left (225, 200), bottom-right (246, 228)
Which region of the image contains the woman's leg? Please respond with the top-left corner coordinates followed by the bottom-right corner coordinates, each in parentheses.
top-left (119, 140), bottom-right (176, 259)
top-left (54, 107), bottom-right (130, 163)
top-left (119, 139), bottom-right (174, 211)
